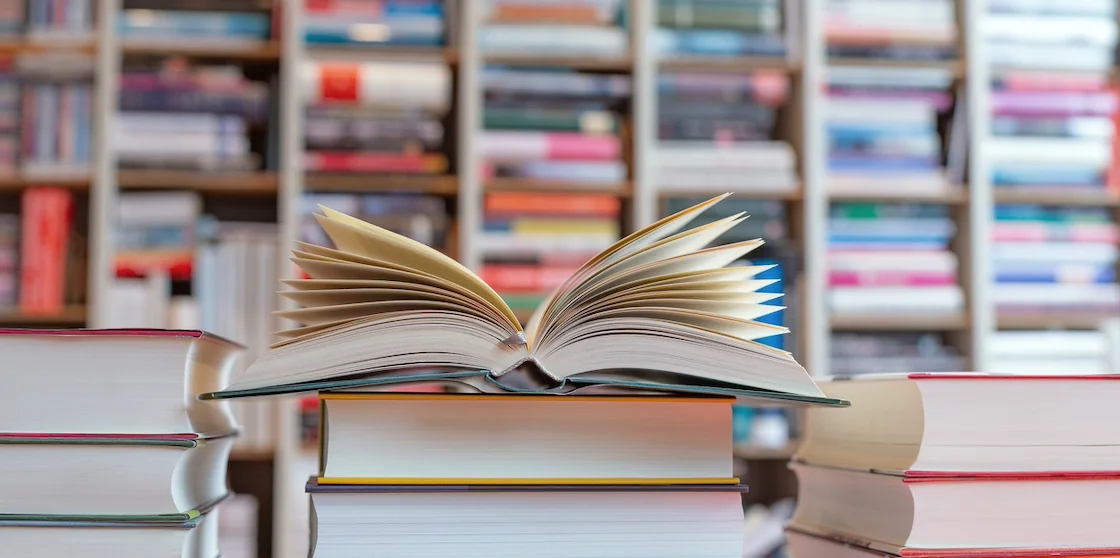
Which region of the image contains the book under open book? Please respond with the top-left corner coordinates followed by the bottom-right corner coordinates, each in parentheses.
top-left (205, 194), bottom-right (844, 407)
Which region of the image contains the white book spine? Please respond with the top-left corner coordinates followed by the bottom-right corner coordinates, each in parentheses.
top-left (480, 25), bottom-right (628, 54)
top-left (987, 137), bottom-right (1112, 165)
top-left (991, 241), bottom-right (1119, 263)
top-left (829, 250), bottom-right (959, 272)
top-left (300, 61), bottom-right (451, 113)
top-left (830, 285), bottom-right (964, 311)
top-left (985, 14), bottom-right (1118, 46)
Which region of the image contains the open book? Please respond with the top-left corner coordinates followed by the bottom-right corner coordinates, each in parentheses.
top-left (206, 194), bottom-right (843, 407)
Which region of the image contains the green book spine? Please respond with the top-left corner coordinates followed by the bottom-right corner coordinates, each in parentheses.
top-left (485, 108), bottom-right (617, 134)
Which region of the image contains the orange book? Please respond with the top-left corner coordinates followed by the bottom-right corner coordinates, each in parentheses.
top-left (484, 192), bottom-right (620, 217)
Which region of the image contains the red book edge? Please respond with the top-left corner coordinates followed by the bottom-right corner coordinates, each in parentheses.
top-left (904, 471), bottom-right (1120, 483)
top-left (902, 548), bottom-right (1120, 557)
top-left (908, 373), bottom-right (1120, 381)
top-left (0, 433), bottom-right (199, 441)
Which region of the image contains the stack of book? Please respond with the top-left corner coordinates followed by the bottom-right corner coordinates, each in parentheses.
top-left (825, 0), bottom-right (957, 60)
top-left (988, 73), bottom-right (1116, 195)
top-left (788, 374), bottom-right (1120, 557)
top-left (20, 79), bottom-right (92, 177)
top-left (656, 71), bottom-right (797, 194)
top-left (480, 192), bottom-right (620, 318)
top-left (986, 0), bottom-right (1116, 72)
top-left (0, 212), bottom-right (16, 308)
top-left (830, 332), bottom-right (965, 376)
top-left (26, 0), bottom-right (92, 41)
top-left (826, 67), bottom-right (959, 196)
top-left (302, 60), bottom-right (451, 174)
top-left (203, 195), bottom-right (845, 558)
top-left (992, 204), bottom-right (1120, 321)
top-left (989, 330), bottom-right (1112, 375)
top-left (19, 187), bottom-right (80, 315)
top-left (118, 7), bottom-right (271, 49)
top-left (480, 0), bottom-right (629, 57)
top-left (480, 67), bottom-right (629, 187)
top-left (0, 329), bottom-right (242, 558)
top-left (301, 193), bottom-right (450, 254)
top-left (828, 203), bottom-right (962, 317)
top-left (115, 191), bottom-right (200, 281)
top-left (304, 0), bottom-right (444, 47)
top-left (118, 62), bottom-right (270, 172)
top-left (655, 0), bottom-right (786, 58)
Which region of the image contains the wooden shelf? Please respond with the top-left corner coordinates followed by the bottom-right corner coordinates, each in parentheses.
top-left (659, 188), bottom-right (802, 201)
top-left (0, 175), bottom-right (90, 190)
top-left (118, 170), bottom-right (279, 195)
top-left (733, 442), bottom-right (799, 461)
top-left (828, 57), bottom-right (964, 77)
top-left (305, 173), bottom-right (459, 195)
top-left (997, 313), bottom-right (1111, 331)
top-left (0, 306), bottom-right (86, 326)
top-left (830, 187), bottom-right (968, 205)
top-left (485, 178), bottom-right (632, 196)
top-left (0, 40), bottom-right (95, 55)
top-left (830, 312), bottom-right (969, 331)
top-left (483, 54), bottom-right (632, 71)
top-left (993, 188), bottom-right (1120, 207)
top-left (122, 41), bottom-right (282, 60)
top-left (307, 45), bottom-right (458, 63)
top-left (659, 56), bottom-right (800, 73)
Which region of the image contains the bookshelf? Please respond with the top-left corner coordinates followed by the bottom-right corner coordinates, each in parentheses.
top-left (0, 0), bottom-right (1111, 556)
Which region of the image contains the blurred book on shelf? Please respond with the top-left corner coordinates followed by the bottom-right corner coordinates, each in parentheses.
top-left (826, 67), bottom-right (960, 196)
top-left (481, 67), bottom-right (630, 186)
top-left (992, 204), bottom-right (1120, 319)
top-left (831, 332), bottom-right (965, 376)
top-left (656, 0), bottom-right (786, 57)
top-left (481, 191), bottom-right (621, 320)
top-left (304, 0), bottom-right (445, 47)
top-left (118, 60), bottom-right (270, 172)
top-left (656, 71), bottom-right (796, 194)
top-left (302, 60), bottom-right (451, 174)
top-left (825, 0), bottom-right (957, 60)
top-left (26, 0), bottom-right (93, 42)
top-left (829, 203), bottom-right (963, 316)
top-left (118, 7), bottom-right (271, 49)
top-left (301, 193), bottom-right (450, 251)
top-left (20, 187), bottom-right (82, 315)
top-left (480, 0), bottom-right (628, 57)
top-left (21, 79), bottom-right (92, 178)
top-left (0, 0), bottom-right (22, 36)
top-left (114, 191), bottom-right (199, 280)
top-left (990, 330), bottom-right (1112, 375)
top-left (0, 213), bottom-right (16, 308)
top-left (0, 57), bottom-right (16, 175)
top-left (985, 0), bottom-right (1116, 71)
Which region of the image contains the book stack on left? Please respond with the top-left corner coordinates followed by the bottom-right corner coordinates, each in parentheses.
top-left (0, 329), bottom-right (242, 558)
top-left (787, 374), bottom-right (1120, 557)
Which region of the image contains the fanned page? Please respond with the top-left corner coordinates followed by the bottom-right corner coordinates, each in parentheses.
top-left (218, 195), bottom-right (826, 403)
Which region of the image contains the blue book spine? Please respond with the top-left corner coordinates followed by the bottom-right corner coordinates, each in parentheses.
top-left (119, 11), bottom-right (271, 38)
top-left (745, 259), bottom-right (784, 351)
top-left (992, 167), bottom-right (1104, 187)
top-left (828, 234), bottom-right (953, 245)
top-left (654, 29), bottom-right (786, 56)
top-left (304, 29), bottom-right (443, 47)
top-left (996, 267), bottom-right (1117, 284)
top-left (828, 156), bottom-right (941, 172)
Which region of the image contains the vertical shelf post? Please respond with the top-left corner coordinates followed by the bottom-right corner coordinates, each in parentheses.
top-left (457, 0), bottom-right (482, 271)
top-left (800, 0), bottom-right (829, 376)
top-left (88, 0), bottom-right (121, 328)
top-left (964, 0), bottom-right (992, 371)
top-left (631, 0), bottom-right (656, 229)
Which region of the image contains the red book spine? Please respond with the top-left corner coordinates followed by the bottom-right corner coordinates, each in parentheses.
top-left (543, 133), bottom-right (620, 161)
top-left (19, 187), bottom-right (71, 315)
top-left (481, 264), bottom-right (578, 292)
top-left (305, 151), bottom-right (447, 173)
top-left (1110, 86), bottom-right (1120, 195)
top-left (484, 192), bottom-right (621, 217)
top-left (829, 270), bottom-right (957, 287)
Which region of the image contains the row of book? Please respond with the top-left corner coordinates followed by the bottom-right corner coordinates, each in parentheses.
top-left (304, 0), bottom-right (444, 47)
top-left (302, 60), bottom-right (451, 174)
top-left (657, 0), bottom-right (786, 57)
top-left (118, 61), bottom-right (271, 172)
top-left (481, 67), bottom-right (628, 185)
top-left (0, 0), bottom-right (94, 40)
top-left (118, 7), bottom-right (271, 48)
top-left (0, 187), bottom-right (83, 315)
top-left (826, 67), bottom-right (961, 196)
top-left (825, 0), bottom-right (957, 60)
top-left (828, 203), bottom-right (963, 317)
top-left (0, 55), bottom-right (94, 177)
top-left (480, 0), bottom-right (629, 57)
top-left (656, 71), bottom-right (798, 194)
top-left (992, 204), bottom-right (1120, 320)
top-left (300, 193), bottom-right (451, 255)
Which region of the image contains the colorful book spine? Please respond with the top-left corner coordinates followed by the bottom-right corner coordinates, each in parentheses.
top-left (19, 188), bottom-right (72, 314)
top-left (118, 10), bottom-right (271, 39)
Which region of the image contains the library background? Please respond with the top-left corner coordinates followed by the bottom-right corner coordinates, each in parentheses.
top-left (2, 0), bottom-right (1120, 556)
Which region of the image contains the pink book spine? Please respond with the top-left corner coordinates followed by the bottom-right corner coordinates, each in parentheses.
top-left (829, 270), bottom-right (957, 287)
top-left (990, 91), bottom-right (1118, 116)
top-left (827, 90), bottom-right (954, 111)
top-left (543, 133), bottom-right (620, 161)
top-left (992, 222), bottom-right (1120, 243)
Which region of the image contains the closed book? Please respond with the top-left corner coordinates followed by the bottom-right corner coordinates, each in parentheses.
top-left (829, 270), bottom-right (957, 287)
top-left (484, 192), bottom-right (621, 217)
top-left (480, 131), bottom-right (621, 162)
top-left (485, 1), bottom-right (612, 24)
top-left (991, 221), bottom-right (1119, 243)
top-left (302, 60), bottom-right (451, 113)
top-left (658, 1), bottom-right (781, 32)
top-left (19, 188), bottom-right (70, 314)
top-left (303, 151), bottom-right (448, 174)
top-left (482, 68), bottom-right (631, 98)
top-left (655, 28), bottom-right (786, 56)
top-left (489, 160), bottom-right (627, 183)
top-left (484, 106), bottom-right (618, 134)
top-left (658, 72), bottom-right (789, 105)
top-left (656, 140), bottom-right (795, 169)
top-left (316, 393), bottom-right (735, 484)
top-left (480, 24), bottom-right (628, 55)
top-left (0, 435), bottom-right (232, 516)
top-left (991, 115), bottom-right (1113, 139)
top-left (990, 91), bottom-right (1118, 117)
top-left (829, 286), bottom-right (964, 313)
top-left (0, 329), bottom-right (241, 436)
top-left (118, 9), bottom-right (270, 38)
top-left (0, 511), bottom-right (217, 558)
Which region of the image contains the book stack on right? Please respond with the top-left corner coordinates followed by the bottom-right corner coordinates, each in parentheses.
top-left (787, 374), bottom-right (1120, 557)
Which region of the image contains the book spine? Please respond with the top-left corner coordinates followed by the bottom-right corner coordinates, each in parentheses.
top-left (118, 90), bottom-right (269, 121)
top-left (991, 91), bottom-right (1118, 117)
top-left (19, 188), bottom-right (71, 314)
top-left (480, 131), bottom-right (621, 162)
top-left (484, 193), bottom-right (620, 217)
top-left (484, 107), bottom-right (618, 134)
top-left (303, 151), bottom-right (448, 174)
top-left (119, 10), bottom-right (271, 38)
top-left (480, 264), bottom-right (579, 292)
top-left (829, 270), bottom-right (957, 287)
top-left (304, 61), bottom-right (451, 113)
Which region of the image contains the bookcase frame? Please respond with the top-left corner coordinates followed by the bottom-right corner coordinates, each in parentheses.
top-left (11, 0), bottom-right (1114, 555)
